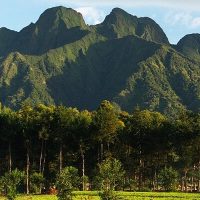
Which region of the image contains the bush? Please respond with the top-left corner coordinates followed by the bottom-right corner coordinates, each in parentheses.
top-left (97, 157), bottom-right (125, 191)
top-left (56, 166), bottom-right (80, 200)
top-left (158, 167), bottom-right (178, 191)
top-left (0, 169), bottom-right (24, 200)
top-left (30, 172), bottom-right (45, 194)
top-left (97, 158), bottom-right (125, 200)
top-left (123, 178), bottom-right (137, 191)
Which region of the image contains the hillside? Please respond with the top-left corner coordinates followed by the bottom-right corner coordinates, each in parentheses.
top-left (1, 6), bottom-right (200, 115)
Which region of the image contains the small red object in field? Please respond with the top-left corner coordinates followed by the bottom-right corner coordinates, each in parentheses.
top-left (48, 186), bottom-right (58, 195)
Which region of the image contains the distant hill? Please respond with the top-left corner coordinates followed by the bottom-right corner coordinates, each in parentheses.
top-left (1, 6), bottom-right (200, 115)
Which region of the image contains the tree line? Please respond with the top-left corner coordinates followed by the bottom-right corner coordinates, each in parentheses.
top-left (0, 100), bottom-right (200, 194)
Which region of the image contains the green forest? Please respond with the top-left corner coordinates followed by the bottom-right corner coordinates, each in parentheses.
top-left (0, 100), bottom-right (200, 198)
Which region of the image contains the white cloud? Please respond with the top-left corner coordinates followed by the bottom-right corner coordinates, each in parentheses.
top-left (165, 12), bottom-right (192, 26)
top-left (47, 0), bottom-right (200, 11)
top-left (191, 17), bottom-right (200, 28)
top-left (165, 12), bottom-right (200, 29)
top-left (75, 7), bottom-right (105, 24)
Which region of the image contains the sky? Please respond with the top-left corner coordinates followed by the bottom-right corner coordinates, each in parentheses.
top-left (1, 0), bottom-right (200, 44)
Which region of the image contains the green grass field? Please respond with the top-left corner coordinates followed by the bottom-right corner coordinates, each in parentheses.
top-left (0, 192), bottom-right (200, 200)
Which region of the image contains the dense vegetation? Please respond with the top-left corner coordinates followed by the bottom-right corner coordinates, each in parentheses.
top-left (1, 6), bottom-right (200, 115)
top-left (0, 100), bottom-right (200, 196)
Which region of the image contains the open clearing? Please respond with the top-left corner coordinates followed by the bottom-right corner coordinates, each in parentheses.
top-left (0, 192), bottom-right (199, 200)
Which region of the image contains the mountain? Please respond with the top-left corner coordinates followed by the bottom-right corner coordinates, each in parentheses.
top-left (177, 33), bottom-right (200, 61)
top-left (96, 8), bottom-right (169, 44)
top-left (0, 28), bottom-right (17, 56)
top-left (1, 7), bottom-right (90, 55)
top-left (1, 6), bottom-right (200, 115)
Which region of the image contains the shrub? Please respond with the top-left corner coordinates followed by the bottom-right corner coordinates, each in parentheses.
top-left (30, 172), bottom-right (45, 194)
top-left (97, 157), bottom-right (125, 191)
top-left (56, 166), bottom-right (80, 200)
top-left (0, 169), bottom-right (24, 200)
top-left (158, 167), bottom-right (178, 191)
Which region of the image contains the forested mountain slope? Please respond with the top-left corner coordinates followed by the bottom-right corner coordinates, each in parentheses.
top-left (1, 6), bottom-right (200, 115)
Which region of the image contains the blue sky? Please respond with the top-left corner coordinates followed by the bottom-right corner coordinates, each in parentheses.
top-left (1, 0), bottom-right (200, 44)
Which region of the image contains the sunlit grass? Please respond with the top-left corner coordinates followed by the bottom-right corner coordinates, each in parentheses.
top-left (0, 192), bottom-right (200, 200)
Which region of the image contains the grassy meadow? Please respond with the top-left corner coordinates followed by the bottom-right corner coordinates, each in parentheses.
top-left (0, 192), bottom-right (199, 200)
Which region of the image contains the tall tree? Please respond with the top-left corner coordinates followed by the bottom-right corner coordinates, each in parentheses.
top-left (52, 106), bottom-right (79, 173)
top-left (34, 104), bottom-right (55, 174)
top-left (74, 110), bottom-right (92, 190)
top-left (92, 100), bottom-right (124, 161)
top-left (17, 105), bottom-right (36, 194)
top-left (125, 109), bottom-right (166, 190)
top-left (0, 107), bottom-right (18, 173)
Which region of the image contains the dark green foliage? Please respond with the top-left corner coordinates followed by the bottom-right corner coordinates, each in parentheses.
top-left (98, 157), bottom-right (124, 200)
top-left (30, 172), bottom-right (45, 194)
top-left (97, 158), bottom-right (125, 191)
top-left (158, 167), bottom-right (179, 191)
top-left (56, 166), bottom-right (80, 200)
top-left (0, 169), bottom-right (24, 200)
top-left (0, 102), bottom-right (200, 193)
top-left (92, 100), bottom-right (124, 146)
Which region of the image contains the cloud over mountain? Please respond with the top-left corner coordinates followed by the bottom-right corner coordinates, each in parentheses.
top-left (51, 0), bottom-right (200, 11)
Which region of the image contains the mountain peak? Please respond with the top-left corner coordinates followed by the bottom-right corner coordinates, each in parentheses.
top-left (36, 6), bottom-right (87, 30)
top-left (103, 7), bottom-right (136, 24)
top-left (178, 33), bottom-right (200, 43)
top-left (111, 7), bottom-right (129, 14)
top-left (98, 8), bottom-right (169, 44)
top-left (177, 33), bottom-right (200, 61)
top-left (11, 6), bottom-right (89, 55)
